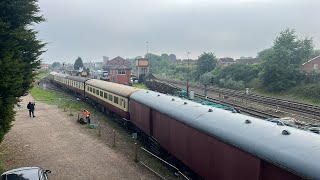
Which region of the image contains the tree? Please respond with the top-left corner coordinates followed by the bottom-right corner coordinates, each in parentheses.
top-left (195, 52), bottom-right (218, 79)
top-left (169, 54), bottom-right (176, 61)
top-left (160, 53), bottom-right (170, 61)
top-left (199, 71), bottom-right (213, 85)
top-left (52, 62), bottom-right (61, 68)
top-left (216, 64), bottom-right (259, 84)
top-left (74, 57), bottom-right (84, 70)
top-left (0, 0), bottom-right (45, 142)
top-left (260, 28), bottom-right (313, 92)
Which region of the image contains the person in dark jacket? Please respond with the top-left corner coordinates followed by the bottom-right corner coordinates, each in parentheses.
top-left (27, 101), bottom-right (35, 118)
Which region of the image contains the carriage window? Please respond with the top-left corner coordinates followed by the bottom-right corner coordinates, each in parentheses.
top-left (90, 87), bottom-right (92, 92)
top-left (108, 94), bottom-right (113, 101)
top-left (114, 96), bottom-right (118, 104)
top-left (100, 91), bottom-right (103, 97)
top-left (120, 99), bottom-right (123, 106)
top-left (104, 92), bottom-right (108, 99)
top-left (96, 89), bottom-right (99, 95)
top-left (124, 101), bottom-right (126, 108)
top-left (93, 88), bottom-right (95, 93)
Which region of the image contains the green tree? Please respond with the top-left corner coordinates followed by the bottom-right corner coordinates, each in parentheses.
top-left (260, 28), bottom-right (313, 92)
top-left (199, 71), bottom-right (213, 85)
top-left (160, 53), bottom-right (170, 61)
top-left (0, 0), bottom-right (45, 141)
top-left (52, 62), bottom-right (61, 68)
top-left (216, 64), bottom-right (259, 85)
top-left (74, 57), bottom-right (84, 70)
top-left (195, 52), bottom-right (218, 79)
top-left (169, 54), bottom-right (176, 61)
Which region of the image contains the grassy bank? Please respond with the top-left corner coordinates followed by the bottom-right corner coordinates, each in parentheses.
top-left (133, 83), bottom-right (148, 89)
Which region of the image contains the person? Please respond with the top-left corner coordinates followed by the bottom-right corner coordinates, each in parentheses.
top-left (86, 115), bottom-right (91, 124)
top-left (27, 101), bottom-right (35, 118)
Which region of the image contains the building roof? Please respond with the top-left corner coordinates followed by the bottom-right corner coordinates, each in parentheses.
top-left (219, 57), bottom-right (235, 63)
top-left (302, 55), bottom-right (320, 66)
top-left (109, 64), bottom-right (131, 70)
top-left (106, 56), bottom-right (131, 66)
top-left (103, 56), bottom-right (132, 71)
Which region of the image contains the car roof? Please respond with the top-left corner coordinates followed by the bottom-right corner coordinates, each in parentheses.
top-left (2, 167), bottom-right (41, 174)
top-left (2, 167), bottom-right (42, 180)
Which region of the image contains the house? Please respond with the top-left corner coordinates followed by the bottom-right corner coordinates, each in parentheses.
top-left (218, 57), bottom-right (235, 66)
top-left (102, 56), bottom-right (132, 85)
top-left (302, 55), bottom-right (320, 72)
top-left (40, 63), bottom-right (49, 70)
top-left (236, 58), bottom-right (260, 65)
top-left (108, 65), bottom-right (132, 85)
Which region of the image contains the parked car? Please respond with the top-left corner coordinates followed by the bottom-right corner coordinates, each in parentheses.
top-left (1, 167), bottom-right (51, 180)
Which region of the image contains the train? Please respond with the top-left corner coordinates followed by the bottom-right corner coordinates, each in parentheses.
top-left (49, 72), bottom-right (320, 180)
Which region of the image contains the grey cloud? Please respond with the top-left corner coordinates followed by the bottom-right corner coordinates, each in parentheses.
top-left (36, 0), bottom-right (320, 62)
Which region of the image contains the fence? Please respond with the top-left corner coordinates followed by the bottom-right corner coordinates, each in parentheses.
top-left (75, 111), bottom-right (190, 180)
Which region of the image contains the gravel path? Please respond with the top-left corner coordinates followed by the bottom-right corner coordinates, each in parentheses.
top-left (0, 94), bottom-right (158, 179)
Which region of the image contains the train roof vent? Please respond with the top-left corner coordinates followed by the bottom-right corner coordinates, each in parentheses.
top-left (282, 130), bottom-right (290, 135)
top-left (172, 98), bottom-right (175, 101)
top-left (184, 102), bottom-right (187, 105)
top-left (157, 94), bottom-right (160, 97)
top-left (277, 121), bottom-right (285, 126)
top-left (208, 109), bottom-right (213, 112)
top-left (245, 119), bottom-right (251, 124)
top-left (146, 91), bottom-right (149, 93)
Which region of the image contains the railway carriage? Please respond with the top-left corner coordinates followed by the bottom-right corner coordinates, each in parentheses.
top-left (85, 79), bottom-right (140, 120)
top-left (130, 90), bottom-right (320, 180)
top-left (52, 73), bottom-right (67, 87)
top-left (64, 76), bottom-right (87, 96)
top-left (50, 72), bottom-right (320, 180)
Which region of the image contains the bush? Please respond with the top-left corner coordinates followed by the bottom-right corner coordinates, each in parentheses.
top-left (219, 78), bottom-right (245, 90)
top-left (292, 84), bottom-right (320, 101)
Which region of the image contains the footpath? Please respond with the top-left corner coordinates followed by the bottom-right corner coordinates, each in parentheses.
top-left (0, 94), bottom-right (158, 179)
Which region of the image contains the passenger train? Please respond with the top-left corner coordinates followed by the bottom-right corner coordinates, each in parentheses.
top-left (49, 72), bottom-right (320, 180)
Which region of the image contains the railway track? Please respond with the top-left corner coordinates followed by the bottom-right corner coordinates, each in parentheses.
top-left (194, 94), bottom-right (280, 119)
top-left (144, 78), bottom-right (279, 119)
top-left (207, 86), bottom-right (320, 118)
top-left (158, 77), bottom-right (320, 120)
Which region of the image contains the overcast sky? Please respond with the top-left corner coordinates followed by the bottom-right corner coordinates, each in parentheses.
top-left (36, 0), bottom-right (320, 63)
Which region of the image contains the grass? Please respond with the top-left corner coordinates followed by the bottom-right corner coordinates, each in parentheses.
top-left (0, 159), bottom-right (4, 173)
top-left (34, 70), bottom-right (49, 80)
top-left (133, 83), bottom-right (148, 89)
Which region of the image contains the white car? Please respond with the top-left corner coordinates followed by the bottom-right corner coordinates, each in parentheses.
top-left (1, 167), bottom-right (51, 180)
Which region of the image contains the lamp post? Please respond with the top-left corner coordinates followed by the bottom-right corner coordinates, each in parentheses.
top-left (186, 52), bottom-right (190, 98)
